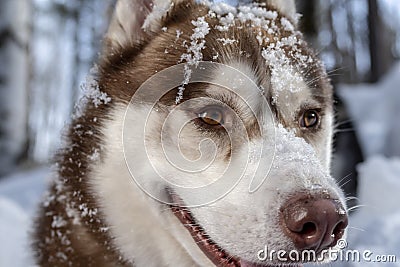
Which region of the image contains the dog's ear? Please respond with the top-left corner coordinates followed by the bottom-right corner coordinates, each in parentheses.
top-left (259, 0), bottom-right (298, 23)
top-left (104, 0), bottom-right (172, 53)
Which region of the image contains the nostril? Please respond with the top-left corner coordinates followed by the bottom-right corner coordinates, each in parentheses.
top-left (331, 219), bottom-right (348, 245)
top-left (333, 221), bottom-right (345, 237)
top-left (300, 222), bottom-right (317, 237)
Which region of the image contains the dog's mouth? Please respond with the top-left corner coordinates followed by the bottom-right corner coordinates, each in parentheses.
top-left (170, 202), bottom-right (240, 266)
top-left (168, 192), bottom-right (303, 267)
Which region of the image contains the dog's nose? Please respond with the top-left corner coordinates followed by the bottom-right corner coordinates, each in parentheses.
top-left (281, 195), bottom-right (348, 251)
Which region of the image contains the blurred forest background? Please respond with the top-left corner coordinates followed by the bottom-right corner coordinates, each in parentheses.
top-left (0, 0), bottom-right (400, 205)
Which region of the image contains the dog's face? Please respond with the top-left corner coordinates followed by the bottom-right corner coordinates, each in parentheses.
top-left (92, 0), bottom-right (348, 266)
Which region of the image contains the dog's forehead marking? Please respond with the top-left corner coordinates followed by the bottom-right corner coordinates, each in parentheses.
top-left (174, 2), bottom-right (317, 106)
top-left (208, 61), bottom-right (261, 108)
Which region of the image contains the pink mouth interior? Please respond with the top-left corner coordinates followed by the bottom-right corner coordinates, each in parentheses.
top-left (169, 196), bottom-right (303, 267)
top-left (171, 204), bottom-right (241, 266)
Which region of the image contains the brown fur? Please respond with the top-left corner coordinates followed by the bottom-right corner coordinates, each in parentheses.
top-left (33, 1), bottom-right (332, 266)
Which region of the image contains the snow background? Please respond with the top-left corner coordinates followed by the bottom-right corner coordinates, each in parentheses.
top-left (1, 64), bottom-right (400, 266)
top-left (0, 167), bottom-right (49, 267)
top-left (330, 63), bottom-right (400, 266)
top-left (1, 0), bottom-right (400, 266)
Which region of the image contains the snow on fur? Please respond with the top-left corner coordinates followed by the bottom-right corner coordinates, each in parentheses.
top-left (176, 17), bottom-right (210, 103)
top-left (176, 1), bottom-right (315, 102)
top-left (74, 66), bottom-right (111, 118)
top-left (271, 124), bottom-right (331, 189)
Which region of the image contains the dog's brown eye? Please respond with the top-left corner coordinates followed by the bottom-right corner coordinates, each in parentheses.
top-left (300, 110), bottom-right (319, 128)
top-left (199, 108), bottom-right (224, 126)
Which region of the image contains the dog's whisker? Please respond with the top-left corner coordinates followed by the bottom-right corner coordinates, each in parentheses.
top-left (334, 128), bottom-right (355, 133)
top-left (324, 67), bottom-right (347, 81)
top-left (304, 67), bottom-right (344, 87)
top-left (336, 173), bottom-right (353, 185)
top-left (339, 179), bottom-right (352, 189)
top-left (334, 119), bottom-right (355, 128)
top-left (346, 204), bottom-right (366, 212)
top-left (326, 72), bottom-right (344, 79)
top-left (347, 226), bottom-right (366, 232)
top-left (345, 196), bottom-right (359, 201)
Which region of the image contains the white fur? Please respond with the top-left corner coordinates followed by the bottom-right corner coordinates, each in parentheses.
top-left (89, 105), bottom-right (215, 266)
top-left (89, 61), bottom-right (345, 265)
top-left (92, 1), bottom-right (344, 265)
top-left (265, 0), bottom-right (298, 23)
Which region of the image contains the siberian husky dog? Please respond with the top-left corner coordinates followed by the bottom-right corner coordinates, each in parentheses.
top-left (33, 0), bottom-right (348, 266)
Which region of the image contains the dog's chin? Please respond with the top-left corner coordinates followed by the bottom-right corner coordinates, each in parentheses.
top-left (168, 192), bottom-right (303, 267)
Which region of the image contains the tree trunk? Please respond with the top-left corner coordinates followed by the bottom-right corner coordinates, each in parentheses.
top-left (368, 0), bottom-right (394, 82)
top-left (0, 0), bottom-right (31, 176)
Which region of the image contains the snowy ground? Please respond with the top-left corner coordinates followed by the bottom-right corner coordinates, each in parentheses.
top-left (330, 156), bottom-right (400, 267)
top-left (0, 167), bottom-right (49, 267)
top-left (1, 63), bottom-right (400, 266)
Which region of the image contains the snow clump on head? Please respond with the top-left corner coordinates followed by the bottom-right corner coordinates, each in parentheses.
top-left (176, 17), bottom-right (210, 104)
top-left (175, 1), bottom-right (317, 103)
